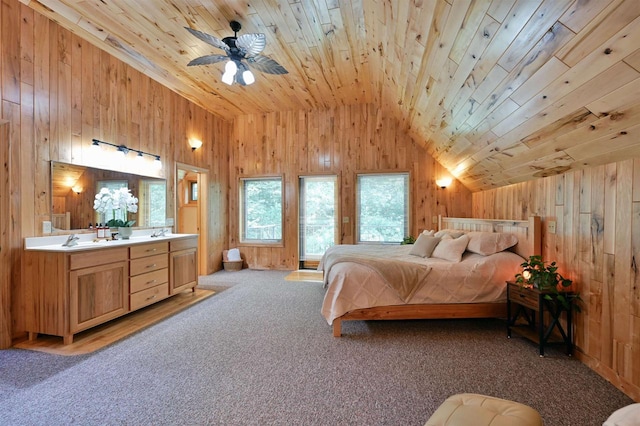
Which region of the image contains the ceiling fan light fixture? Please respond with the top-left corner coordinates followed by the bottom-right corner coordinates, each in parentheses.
top-left (186, 21), bottom-right (288, 87)
top-left (243, 70), bottom-right (255, 85)
top-left (222, 60), bottom-right (238, 85)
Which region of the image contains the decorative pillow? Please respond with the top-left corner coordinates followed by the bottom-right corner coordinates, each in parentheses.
top-left (466, 232), bottom-right (518, 256)
top-left (434, 229), bottom-right (466, 239)
top-left (432, 234), bottom-right (469, 262)
top-left (409, 235), bottom-right (441, 258)
top-left (421, 229), bottom-right (436, 237)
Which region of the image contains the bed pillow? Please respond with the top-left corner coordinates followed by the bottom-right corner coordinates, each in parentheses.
top-left (466, 231), bottom-right (518, 256)
top-left (409, 235), bottom-right (441, 258)
top-left (434, 229), bottom-right (466, 239)
top-left (421, 229), bottom-right (436, 237)
top-left (431, 234), bottom-right (469, 262)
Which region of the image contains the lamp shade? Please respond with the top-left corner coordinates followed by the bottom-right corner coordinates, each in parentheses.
top-left (243, 70), bottom-right (255, 85)
top-left (222, 60), bottom-right (238, 85)
top-left (436, 177), bottom-right (452, 188)
top-left (189, 139), bottom-right (203, 151)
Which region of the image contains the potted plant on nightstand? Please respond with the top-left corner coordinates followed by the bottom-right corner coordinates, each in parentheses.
top-left (515, 255), bottom-right (581, 311)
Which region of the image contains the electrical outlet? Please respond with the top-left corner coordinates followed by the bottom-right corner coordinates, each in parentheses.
top-left (342, 217), bottom-right (349, 223)
top-left (42, 221), bottom-right (52, 234)
top-left (547, 221), bottom-right (556, 234)
top-left (432, 216), bottom-right (438, 224)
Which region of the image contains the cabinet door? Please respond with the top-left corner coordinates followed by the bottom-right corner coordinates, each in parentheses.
top-left (170, 248), bottom-right (197, 294)
top-left (69, 261), bottom-right (129, 333)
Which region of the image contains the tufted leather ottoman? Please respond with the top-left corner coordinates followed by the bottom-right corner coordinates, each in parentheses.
top-left (425, 393), bottom-right (543, 426)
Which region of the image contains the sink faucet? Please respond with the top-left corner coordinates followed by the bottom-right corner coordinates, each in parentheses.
top-left (61, 234), bottom-right (80, 247)
top-left (151, 228), bottom-right (166, 238)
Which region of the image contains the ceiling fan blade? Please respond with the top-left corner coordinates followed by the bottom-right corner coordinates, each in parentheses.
top-left (184, 27), bottom-right (229, 53)
top-left (246, 55), bottom-right (288, 75)
top-left (236, 33), bottom-right (266, 57)
top-left (187, 54), bottom-right (228, 66)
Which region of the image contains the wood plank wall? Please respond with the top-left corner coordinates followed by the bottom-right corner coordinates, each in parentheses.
top-left (0, 120), bottom-right (10, 348)
top-left (0, 0), bottom-right (232, 347)
top-left (231, 105), bottom-right (472, 270)
top-left (473, 159), bottom-right (640, 401)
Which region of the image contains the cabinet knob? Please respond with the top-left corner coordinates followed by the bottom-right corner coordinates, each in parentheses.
top-left (147, 263), bottom-right (157, 268)
top-left (147, 248), bottom-right (157, 252)
top-left (146, 279), bottom-right (157, 284)
top-left (146, 295), bottom-right (156, 301)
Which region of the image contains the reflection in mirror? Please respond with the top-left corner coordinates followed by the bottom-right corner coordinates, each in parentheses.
top-left (51, 162), bottom-right (167, 231)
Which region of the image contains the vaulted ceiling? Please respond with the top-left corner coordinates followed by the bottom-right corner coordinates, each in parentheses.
top-left (24, 0), bottom-right (640, 192)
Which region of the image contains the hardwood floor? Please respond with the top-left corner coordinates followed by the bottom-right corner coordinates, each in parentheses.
top-left (14, 289), bottom-right (214, 356)
top-left (284, 270), bottom-right (324, 283)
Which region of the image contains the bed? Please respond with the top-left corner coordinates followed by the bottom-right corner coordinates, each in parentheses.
top-left (319, 216), bottom-right (541, 336)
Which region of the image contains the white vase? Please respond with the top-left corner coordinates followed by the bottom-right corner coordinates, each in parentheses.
top-left (118, 227), bottom-right (133, 239)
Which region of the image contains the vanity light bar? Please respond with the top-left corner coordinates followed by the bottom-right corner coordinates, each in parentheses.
top-left (91, 139), bottom-right (162, 166)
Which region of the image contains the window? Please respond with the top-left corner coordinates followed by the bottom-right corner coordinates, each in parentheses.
top-left (240, 177), bottom-right (283, 243)
top-left (356, 173), bottom-right (409, 243)
top-left (139, 179), bottom-right (166, 227)
top-left (190, 181), bottom-right (198, 202)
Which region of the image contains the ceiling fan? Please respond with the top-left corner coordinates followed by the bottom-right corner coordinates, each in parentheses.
top-left (185, 20), bottom-right (288, 86)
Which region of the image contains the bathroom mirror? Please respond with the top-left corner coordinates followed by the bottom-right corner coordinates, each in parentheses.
top-left (51, 161), bottom-right (167, 231)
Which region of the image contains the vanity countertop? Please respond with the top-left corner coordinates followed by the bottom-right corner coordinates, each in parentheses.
top-left (25, 232), bottom-right (198, 252)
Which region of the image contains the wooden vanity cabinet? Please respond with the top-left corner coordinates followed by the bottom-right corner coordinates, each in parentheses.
top-left (24, 235), bottom-right (198, 345)
top-left (170, 238), bottom-right (198, 294)
top-left (69, 249), bottom-right (129, 337)
top-left (129, 242), bottom-right (169, 311)
top-left (24, 247), bottom-right (130, 345)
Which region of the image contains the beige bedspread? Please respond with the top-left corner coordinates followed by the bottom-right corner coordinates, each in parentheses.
top-left (318, 244), bottom-right (524, 325)
top-left (321, 249), bottom-right (432, 302)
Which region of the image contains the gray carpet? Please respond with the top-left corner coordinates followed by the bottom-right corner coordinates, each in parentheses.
top-left (0, 269), bottom-right (633, 425)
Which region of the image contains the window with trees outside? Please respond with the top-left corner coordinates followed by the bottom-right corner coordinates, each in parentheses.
top-left (139, 180), bottom-right (166, 227)
top-left (240, 177), bottom-right (283, 243)
top-left (356, 173), bottom-right (409, 243)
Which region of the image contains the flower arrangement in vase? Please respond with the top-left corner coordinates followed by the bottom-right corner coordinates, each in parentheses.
top-left (93, 187), bottom-right (138, 238)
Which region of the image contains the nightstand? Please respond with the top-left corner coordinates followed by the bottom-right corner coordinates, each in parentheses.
top-left (506, 281), bottom-right (574, 357)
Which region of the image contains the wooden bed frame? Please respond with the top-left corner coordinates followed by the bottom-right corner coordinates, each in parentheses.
top-left (331, 216), bottom-right (541, 337)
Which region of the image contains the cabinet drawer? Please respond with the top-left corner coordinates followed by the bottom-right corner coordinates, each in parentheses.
top-left (69, 247), bottom-right (128, 270)
top-left (130, 242), bottom-right (168, 259)
top-left (130, 283), bottom-right (168, 311)
top-left (509, 285), bottom-right (539, 310)
top-left (130, 268), bottom-right (168, 293)
top-left (130, 253), bottom-right (168, 276)
top-left (170, 237), bottom-right (197, 252)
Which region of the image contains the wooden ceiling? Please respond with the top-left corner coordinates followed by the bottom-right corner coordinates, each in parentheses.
top-left (23, 0), bottom-right (640, 191)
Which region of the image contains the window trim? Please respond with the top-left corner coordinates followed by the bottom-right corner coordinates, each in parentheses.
top-left (355, 171), bottom-right (411, 244)
top-left (238, 175), bottom-right (285, 247)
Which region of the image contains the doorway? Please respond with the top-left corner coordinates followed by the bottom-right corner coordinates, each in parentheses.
top-left (176, 163), bottom-right (209, 275)
top-left (298, 175), bottom-right (339, 269)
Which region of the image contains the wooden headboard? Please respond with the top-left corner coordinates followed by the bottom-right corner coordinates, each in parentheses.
top-left (438, 216), bottom-right (541, 259)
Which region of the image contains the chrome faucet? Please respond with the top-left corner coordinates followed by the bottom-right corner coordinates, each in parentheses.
top-left (151, 228), bottom-right (166, 238)
top-left (61, 234), bottom-right (80, 247)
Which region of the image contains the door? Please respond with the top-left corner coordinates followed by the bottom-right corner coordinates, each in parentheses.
top-left (176, 163), bottom-right (208, 275)
top-left (298, 175), bottom-right (339, 269)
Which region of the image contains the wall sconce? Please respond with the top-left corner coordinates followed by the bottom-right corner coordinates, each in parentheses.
top-left (92, 139), bottom-right (162, 169)
top-left (72, 185), bottom-right (83, 194)
top-left (189, 138), bottom-right (203, 152)
top-left (436, 177), bottom-right (453, 189)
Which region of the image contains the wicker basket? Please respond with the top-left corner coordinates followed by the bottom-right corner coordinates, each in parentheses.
top-left (222, 249), bottom-right (243, 271)
top-left (222, 260), bottom-right (243, 271)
